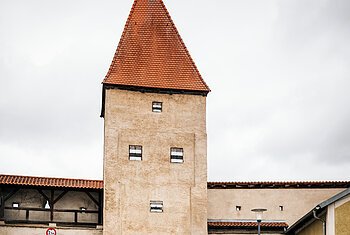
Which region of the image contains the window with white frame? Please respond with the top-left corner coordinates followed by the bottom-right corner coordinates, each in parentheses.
top-left (129, 145), bottom-right (142, 161)
top-left (150, 201), bottom-right (163, 213)
top-left (152, 101), bottom-right (162, 113)
top-left (170, 147), bottom-right (184, 163)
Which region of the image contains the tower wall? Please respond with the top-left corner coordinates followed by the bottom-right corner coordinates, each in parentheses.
top-left (103, 89), bottom-right (207, 234)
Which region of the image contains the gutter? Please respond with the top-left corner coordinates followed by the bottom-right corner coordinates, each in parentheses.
top-left (313, 207), bottom-right (326, 235)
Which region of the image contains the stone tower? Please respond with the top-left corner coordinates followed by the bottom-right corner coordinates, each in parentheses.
top-left (101, 0), bottom-right (210, 234)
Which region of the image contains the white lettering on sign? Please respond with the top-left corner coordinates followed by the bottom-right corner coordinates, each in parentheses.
top-left (46, 228), bottom-right (56, 235)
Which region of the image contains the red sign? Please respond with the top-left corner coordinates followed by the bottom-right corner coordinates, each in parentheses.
top-left (46, 228), bottom-right (56, 235)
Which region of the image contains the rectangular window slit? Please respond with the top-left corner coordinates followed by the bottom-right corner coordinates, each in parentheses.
top-left (152, 101), bottom-right (162, 113)
top-left (129, 145), bottom-right (142, 161)
top-left (170, 147), bottom-right (184, 163)
top-left (150, 201), bottom-right (163, 213)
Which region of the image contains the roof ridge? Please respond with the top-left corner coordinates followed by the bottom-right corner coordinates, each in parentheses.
top-left (208, 180), bottom-right (350, 184)
top-left (208, 181), bottom-right (350, 189)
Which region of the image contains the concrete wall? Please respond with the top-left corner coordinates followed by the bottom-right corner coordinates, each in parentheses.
top-left (0, 224), bottom-right (102, 235)
top-left (335, 195), bottom-right (350, 235)
top-left (208, 188), bottom-right (344, 226)
top-left (103, 89), bottom-right (208, 234)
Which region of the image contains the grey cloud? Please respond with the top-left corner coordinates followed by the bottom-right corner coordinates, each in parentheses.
top-left (1, 0), bottom-right (349, 181)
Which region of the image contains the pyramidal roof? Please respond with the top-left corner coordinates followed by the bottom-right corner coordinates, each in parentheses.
top-left (103, 0), bottom-right (210, 94)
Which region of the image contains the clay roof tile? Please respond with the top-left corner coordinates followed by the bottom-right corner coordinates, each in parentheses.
top-left (103, 0), bottom-right (210, 93)
top-left (0, 174), bottom-right (103, 190)
top-left (207, 221), bottom-right (289, 228)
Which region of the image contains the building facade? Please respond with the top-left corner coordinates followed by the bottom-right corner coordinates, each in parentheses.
top-left (286, 187), bottom-right (350, 235)
top-left (101, 0), bottom-right (210, 234)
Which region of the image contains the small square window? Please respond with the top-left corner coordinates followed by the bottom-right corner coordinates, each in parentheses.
top-left (152, 101), bottom-right (162, 113)
top-left (150, 201), bottom-right (163, 213)
top-left (170, 147), bottom-right (184, 163)
top-left (129, 145), bottom-right (142, 161)
top-left (12, 202), bottom-right (20, 208)
top-left (279, 206), bottom-right (284, 211)
top-left (236, 206), bottom-right (241, 211)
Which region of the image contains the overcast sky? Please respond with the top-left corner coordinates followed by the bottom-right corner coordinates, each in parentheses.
top-left (1, 0), bottom-right (349, 181)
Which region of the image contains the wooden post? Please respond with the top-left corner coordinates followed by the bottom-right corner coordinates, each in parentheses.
top-left (98, 191), bottom-right (103, 224)
top-left (50, 190), bottom-right (54, 221)
top-left (26, 209), bottom-right (29, 221)
top-left (0, 196), bottom-right (4, 220)
top-left (74, 211), bottom-right (78, 224)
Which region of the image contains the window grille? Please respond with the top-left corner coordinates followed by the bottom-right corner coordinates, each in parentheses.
top-left (152, 101), bottom-right (162, 113)
top-left (170, 147), bottom-right (184, 163)
top-left (150, 201), bottom-right (163, 213)
top-left (129, 145), bottom-right (142, 161)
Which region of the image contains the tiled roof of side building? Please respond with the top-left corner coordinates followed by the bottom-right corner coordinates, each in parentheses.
top-left (2, 174), bottom-right (348, 190)
top-left (0, 174), bottom-right (103, 190)
top-left (103, 0), bottom-right (210, 93)
top-left (207, 221), bottom-right (289, 228)
top-left (208, 181), bottom-right (350, 189)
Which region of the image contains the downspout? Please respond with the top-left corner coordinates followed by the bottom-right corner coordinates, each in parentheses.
top-left (313, 208), bottom-right (326, 235)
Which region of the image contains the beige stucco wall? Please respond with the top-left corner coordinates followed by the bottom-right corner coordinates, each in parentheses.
top-left (297, 219), bottom-right (323, 235)
top-left (335, 196), bottom-right (350, 235)
top-left (208, 188), bottom-right (344, 226)
top-left (0, 224), bottom-right (102, 235)
top-left (103, 89), bottom-right (207, 234)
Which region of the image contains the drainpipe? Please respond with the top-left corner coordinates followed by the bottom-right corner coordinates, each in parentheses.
top-left (313, 208), bottom-right (326, 235)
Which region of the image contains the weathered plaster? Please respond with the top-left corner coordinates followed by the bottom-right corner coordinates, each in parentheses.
top-left (208, 188), bottom-right (344, 226)
top-left (335, 198), bottom-right (350, 235)
top-left (103, 89), bottom-right (208, 234)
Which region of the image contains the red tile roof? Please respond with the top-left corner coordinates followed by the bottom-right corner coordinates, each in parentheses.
top-left (0, 174), bottom-right (103, 190)
top-left (208, 221), bottom-right (288, 228)
top-left (103, 0), bottom-right (210, 93)
top-left (208, 181), bottom-right (350, 189)
top-left (2, 174), bottom-right (347, 191)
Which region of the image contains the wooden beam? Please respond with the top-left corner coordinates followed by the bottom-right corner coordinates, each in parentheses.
top-left (37, 190), bottom-right (50, 202)
top-left (4, 188), bottom-right (19, 202)
top-left (85, 192), bottom-right (99, 206)
top-left (5, 206), bottom-right (98, 213)
top-left (4, 219), bottom-right (98, 228)
top-left (53, 191), bottom-right (67, 205)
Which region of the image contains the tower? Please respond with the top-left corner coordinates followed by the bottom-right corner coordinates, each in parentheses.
top-left (101, 0), bottom-right (210, 234)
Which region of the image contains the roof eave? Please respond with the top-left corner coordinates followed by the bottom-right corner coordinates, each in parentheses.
top-left (100, 83), bottom-right (209, 118)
